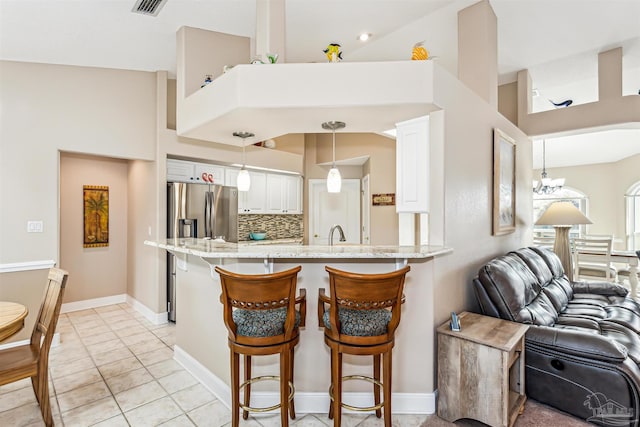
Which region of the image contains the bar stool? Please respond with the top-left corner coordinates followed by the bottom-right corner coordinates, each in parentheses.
top-left (318, 265), bottom-right (410, 427)
top-left (215, 266), bottom-right (306, 427)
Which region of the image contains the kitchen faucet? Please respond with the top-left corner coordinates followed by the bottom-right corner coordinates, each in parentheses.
top-left (328, 224), bottom-right (346, 246)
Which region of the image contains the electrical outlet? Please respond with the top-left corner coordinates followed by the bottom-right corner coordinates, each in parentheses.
top-left (27, 221), bottom-right (43, 233)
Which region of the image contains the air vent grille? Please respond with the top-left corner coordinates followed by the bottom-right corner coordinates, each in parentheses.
top-left (132, 0), bottom-right (167, 17)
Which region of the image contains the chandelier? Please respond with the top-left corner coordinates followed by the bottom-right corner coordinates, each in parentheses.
top-left (533, 140), bottom-right (565, 195)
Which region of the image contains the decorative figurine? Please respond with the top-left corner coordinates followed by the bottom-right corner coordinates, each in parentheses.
top-left (549, 99), bottom-right (573, 108)
top-left (323, 43), bottom-right (342, 62)
top-left (223, 65), bottom-right (234, 74)
top-left (250, 56), bottom-right (264, 65)
top-left (411, 41), bottom-right (429, 60)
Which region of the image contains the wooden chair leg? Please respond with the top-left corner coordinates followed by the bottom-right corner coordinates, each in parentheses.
top-left (331, 350), bottom-right (342, 427)
top-left (280, 350), bottom-right (289, 427)
top-left (373, 353), bottom-right (382, 418)
top-left (31, 375), bottom-right (41, 405)
top-left (328, 351), bottom-right (334, 420)
top-left (243, 355), bottom-right (251, 420)
top-left (289, 346), bottom-right (296, 420)
top-left (383, 351), bottom-right (392, 427)
top-left (231, 351), bottom-right (240, 427)
top-left (38, 369), bottom-right (53, 427)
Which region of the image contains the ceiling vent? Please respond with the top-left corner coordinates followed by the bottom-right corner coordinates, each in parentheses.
top-left (132, 0), bottom-right (167, 17)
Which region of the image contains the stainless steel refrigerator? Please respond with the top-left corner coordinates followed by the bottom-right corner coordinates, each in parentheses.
top-left (167, 182), bottom-right (238, 322)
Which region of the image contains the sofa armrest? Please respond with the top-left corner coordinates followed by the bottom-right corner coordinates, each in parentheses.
top-left (526, 325), bottom-right (628, 363)
top-left (571, 280), bottom-right (629, 297)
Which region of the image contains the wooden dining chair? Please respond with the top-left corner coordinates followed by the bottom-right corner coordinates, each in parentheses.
top-left (0, 268), bottom-right (69, 427)
top-left (573, 236), bottom-right (617, 281)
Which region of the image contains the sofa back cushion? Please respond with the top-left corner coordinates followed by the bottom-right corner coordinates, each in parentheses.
top-left (477, 247), bottom-right (571, 325)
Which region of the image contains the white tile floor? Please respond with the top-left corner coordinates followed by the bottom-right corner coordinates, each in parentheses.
top-left (0, 303), bottom-right (450, 427)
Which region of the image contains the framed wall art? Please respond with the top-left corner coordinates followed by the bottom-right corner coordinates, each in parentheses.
top-left (492, 129), bottom-right (516, 235)
top-left (83, 185), bottom-right (109, 247)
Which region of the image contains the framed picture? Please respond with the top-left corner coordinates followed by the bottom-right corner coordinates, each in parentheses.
top-left (493, 129), bottom-right (516, 235)
top-left (83, 185), bottom-right (109, 248)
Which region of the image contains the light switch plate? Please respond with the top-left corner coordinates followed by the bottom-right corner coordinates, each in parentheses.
top-left (27, 221), bottom-right (43, 233)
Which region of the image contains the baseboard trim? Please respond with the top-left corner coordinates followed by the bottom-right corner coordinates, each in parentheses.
top-left (0, 260), bottom-right (56, 273)
top-left (174, 345), bottom-right (232, 409)
top-left (126, 295), bottom-right (168, 325)
top-left (0, 332), bottom-right (61, 351)
top-left (61, 294), bottom-right (127, 313)
top-left (173, 345), bottom-right (436, 415)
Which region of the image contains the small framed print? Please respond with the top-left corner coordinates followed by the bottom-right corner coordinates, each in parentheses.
top-left (372, 193), bottom-right (395, 206)
top-left (493, 129), bottom-right (516, 235)
top-left (83, 185), bottom-right (109, 247)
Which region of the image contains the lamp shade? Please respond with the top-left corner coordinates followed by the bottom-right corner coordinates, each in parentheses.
top-left (535, 202), bottom-right (592, 226)
top-left (326, 167), bottom-right (342, 193)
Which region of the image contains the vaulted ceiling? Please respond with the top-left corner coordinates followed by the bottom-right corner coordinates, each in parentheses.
top-left (1, 0), bottom-right (639, 166)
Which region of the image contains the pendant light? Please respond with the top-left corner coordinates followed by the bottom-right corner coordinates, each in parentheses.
top-left (322, 121), bottom-right (346, 193)
top-left (533, 139), bottom-right (565, 195)
top-left (233, 131), bottom-right (254, 192)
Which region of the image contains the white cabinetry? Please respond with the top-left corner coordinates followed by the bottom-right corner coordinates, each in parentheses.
top-left (266, 175), bottom-right (302, 214)
top-left (227, 169), bottom-right (267, 213)
top-left (167, 159), bottom-right (226, 185)
top-left (395, 116), bottom-right (429, 213)
top-left (194, 164), bottom-right (225, 185)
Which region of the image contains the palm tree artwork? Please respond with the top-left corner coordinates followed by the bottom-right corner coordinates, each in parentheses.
top-left (83, 185), bottom-right (109, 247)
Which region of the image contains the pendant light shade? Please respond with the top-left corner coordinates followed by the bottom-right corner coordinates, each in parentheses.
top-left (322, 121), bottom-right (346, 193)
top-left (233, 131), bottom-right (254, 192)
top-left (327, 167), bottom-right (342, 193)
top-left (237, 167), bottom-right (251, 192)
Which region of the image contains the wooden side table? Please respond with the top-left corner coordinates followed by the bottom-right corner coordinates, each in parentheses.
top-left (437, 311), bottom-right (529, 427)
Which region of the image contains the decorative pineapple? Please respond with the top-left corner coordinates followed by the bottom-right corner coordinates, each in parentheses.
top-left (411, 41), bottom-right (429, 61)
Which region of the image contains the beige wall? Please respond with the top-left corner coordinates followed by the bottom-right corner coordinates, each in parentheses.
top-left (0, 61), bottom-right (156, 266)
top-left (536, 153), bottom-right (640, 249)
top-left (498, 81), bottom-right (518, 125)
top-left (59, 153), bottom-right (129, 303)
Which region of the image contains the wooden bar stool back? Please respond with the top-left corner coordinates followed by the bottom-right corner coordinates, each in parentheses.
top-left (318, 265), bottom-right (410, 427)
top-left (0, 268), bottom-right (69, 427)
top-left (215, 266), bottom-right (306, 427)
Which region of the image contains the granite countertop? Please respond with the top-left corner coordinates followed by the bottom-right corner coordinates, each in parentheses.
top-left (144, 238), bottom-right (452, 259)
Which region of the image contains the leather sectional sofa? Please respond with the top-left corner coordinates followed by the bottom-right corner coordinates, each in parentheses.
top-left (473, 246), bottom-right (640, 426)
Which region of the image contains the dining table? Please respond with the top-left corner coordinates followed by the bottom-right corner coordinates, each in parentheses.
top-left (0, 301), bottom-right (29, 342)
top-left (577, 249), bottom-right (640, 300)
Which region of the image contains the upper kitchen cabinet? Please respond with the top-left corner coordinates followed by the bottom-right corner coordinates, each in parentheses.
top-left (167, 159), bottom-right (226, 185)
top-left (396, 116), bottom-right (429, 213)
top-left (266, 174), bottom-right (302, 214)
top-left (226, 169), bottom-right (267, 213)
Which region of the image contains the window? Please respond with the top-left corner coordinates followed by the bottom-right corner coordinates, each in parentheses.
top-left (533, 187), bottom-right (588, 238)
top-left (625, 181), bottom-right (640, 250)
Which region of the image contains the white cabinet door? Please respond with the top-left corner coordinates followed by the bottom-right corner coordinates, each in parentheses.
top-left (396, 116), bottom-right (429, 213)
top-left (266, 174), bottom-right (302, 214)
top-left (167, 159), bottom-right (196, 183)
top-left (244, 172), bottom-right (266, 213)
top-left (266, 174), bottom-right (286, 213)
top-left (283, 175), bottom-right (302, 214)
top-left (194, 164), bottom-right (225, 185)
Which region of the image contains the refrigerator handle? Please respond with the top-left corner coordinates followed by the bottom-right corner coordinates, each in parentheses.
top-left (204, 192), bottom-right (211, 238)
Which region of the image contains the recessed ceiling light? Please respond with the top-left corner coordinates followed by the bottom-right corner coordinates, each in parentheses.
top-left (357, 33), bottom-right (372, 42)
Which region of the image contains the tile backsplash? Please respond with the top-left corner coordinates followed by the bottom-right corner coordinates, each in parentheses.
top-left (238, 214), bottom-right (303, 241)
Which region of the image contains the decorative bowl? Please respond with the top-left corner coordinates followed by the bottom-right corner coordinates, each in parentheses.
top-left (250, 232), bottom-right (267, 240)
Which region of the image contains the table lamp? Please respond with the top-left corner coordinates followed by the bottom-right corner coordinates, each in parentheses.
top-left (535, 201), bottom-right (592, 282)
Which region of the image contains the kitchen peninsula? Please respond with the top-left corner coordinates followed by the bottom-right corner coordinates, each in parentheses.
top-left (144, 238), bottom-right (452, 414)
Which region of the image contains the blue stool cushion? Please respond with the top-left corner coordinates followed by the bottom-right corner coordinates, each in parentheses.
top-left (233, 308), bottom-right (301, 337)
top-left (323, 308), bottom-right (391, 336)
